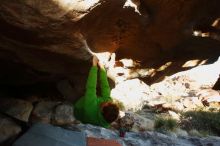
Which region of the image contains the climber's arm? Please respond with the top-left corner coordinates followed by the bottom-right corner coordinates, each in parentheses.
top-left (84, 66), bottom-right (97, 98)
top-left (84, 56), bottom-right (99, 102)
top-left (99, 63), bottom-right (111, 100)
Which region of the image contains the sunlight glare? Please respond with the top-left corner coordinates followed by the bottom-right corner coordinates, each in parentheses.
top-left (182, 59), bottom-right (208, 68)
top-left (55, 0), bottom-right (100, 11)
top-left (123, 0), bottom-right (141, 15)
top-left (157, 62), bottom-right (172, 71)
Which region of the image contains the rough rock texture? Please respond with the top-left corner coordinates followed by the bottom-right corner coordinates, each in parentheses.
top-left (0, 114), bottom-right (22, 144)
top-left (117, 112), bottom-right (155, 132)
top-left (146, 57), bottom-right (220, 111)
top-left (151, 56), bottom-right (220, 94)
top-left (67, 124), bottom-right (220, 146)
top-left (109, 57), bottom-right (220, 111)
top-left (0, 0), bottom-right (220, 89)
top-left (31, 101), bottom-right (60, 123)
top-left (0, 97), bottom-right (33, 122)
top-left (0, 4), bottom-right (220, 143)
top-left (111, 79), bottom-right (151, 111)
top-left (53, 103), bottom-right (75, 125)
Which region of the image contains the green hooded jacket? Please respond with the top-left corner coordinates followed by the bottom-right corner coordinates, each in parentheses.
top-left (74, 66), bottom-right (112, 128)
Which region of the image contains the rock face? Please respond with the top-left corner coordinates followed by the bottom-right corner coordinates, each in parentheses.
top-left (67, 124), bottom-right (220, 146)
top-left (0, 0), bottom-right (220, 88)
top-left (0, 114), bottom-right (21, 144)
top-left (109, 57), bottom-right (220, 111)
top-left (31, 101), bottom-right (60, 123)
top-left (151, 57), bottom-right (220, 97)
top-left (53, 103), bottom-right (76, 125)
top-left (0, 98), bottom-right (33, 122)
top-left (111, 79), bottom-right (151, 111)
top-left (117, 112), bottom-right (154, 132)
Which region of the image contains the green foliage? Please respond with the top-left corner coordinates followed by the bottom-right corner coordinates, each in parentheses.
top-left (181, 111), bottom-right (220, 136)
top-left (155, 118), bottom-right (177, 131)
top-left (199, 130), bottom-right (210, 137)
top-left (155, 118), bottom-right (165, 129)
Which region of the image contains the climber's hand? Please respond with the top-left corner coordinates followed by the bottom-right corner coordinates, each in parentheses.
top-left (93, 55), bottom-right (99, 66)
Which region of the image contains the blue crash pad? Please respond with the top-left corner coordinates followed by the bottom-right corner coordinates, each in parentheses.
top-left (13, 123), bottom-right (86, 146)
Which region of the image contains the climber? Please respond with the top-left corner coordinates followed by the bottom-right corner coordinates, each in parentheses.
top-left (74, 55), bottom-right (119, 128)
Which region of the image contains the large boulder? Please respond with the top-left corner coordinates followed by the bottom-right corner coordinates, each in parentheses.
top-left (53, 103), bottom-right (76, 125)
top-left (0, 114), bottom-right (22, 144)
top-left (151, 57), bottom-right (220, 97)
top-left (67, 124), bottom-right (220, 146)
top-left (111, 79), bottom-right (152, 111)
top-left (0, 97), bottom-right (33, 122)
top-left (0, 0), bottom-right (220, 87)
top-left (31, 101), bottom-right (60, 123)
